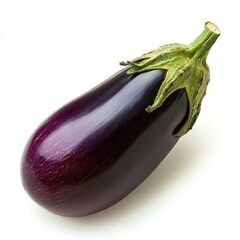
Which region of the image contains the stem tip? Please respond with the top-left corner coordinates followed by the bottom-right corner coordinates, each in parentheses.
top-left (205, 22), bottom-right (221, 35)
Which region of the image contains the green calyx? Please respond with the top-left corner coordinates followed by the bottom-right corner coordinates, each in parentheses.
top-left (120, 22), bottom-right (220, 137)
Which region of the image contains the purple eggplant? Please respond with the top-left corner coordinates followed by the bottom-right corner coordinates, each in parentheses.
top-left (21, 22), bottom-right (220, 216)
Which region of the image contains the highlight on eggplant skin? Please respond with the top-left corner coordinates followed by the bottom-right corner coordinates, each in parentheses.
top-left (21, 68), bottom-right (189, 216)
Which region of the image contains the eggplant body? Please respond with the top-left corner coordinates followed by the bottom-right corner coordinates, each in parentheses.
top-left (21, 68), bottom-right (188, 216)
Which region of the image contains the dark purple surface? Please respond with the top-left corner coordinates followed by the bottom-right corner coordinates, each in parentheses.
top-left (21, 68), bottom-right (188, 216)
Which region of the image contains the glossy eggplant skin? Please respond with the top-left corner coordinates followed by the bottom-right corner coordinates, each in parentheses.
top-left (21, 68), bottom-right (188, 216)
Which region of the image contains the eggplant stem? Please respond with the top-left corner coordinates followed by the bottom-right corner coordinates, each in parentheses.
top-left (188, 22), bottom-right (221, 63)
top-left (120, 22), bottom-right (220, 137)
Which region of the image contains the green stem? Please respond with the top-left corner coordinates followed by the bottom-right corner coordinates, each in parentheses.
top-left (121, 22), bottom-right (220, 137)
top-left (188, 22), bottom-right (220, 63)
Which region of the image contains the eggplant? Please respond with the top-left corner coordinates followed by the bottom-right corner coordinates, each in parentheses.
top-left (21, 22), bottom-right (220, 216)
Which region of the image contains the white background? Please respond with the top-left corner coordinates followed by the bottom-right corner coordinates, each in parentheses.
top-left (0, 0), bottom-right (240, 239)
